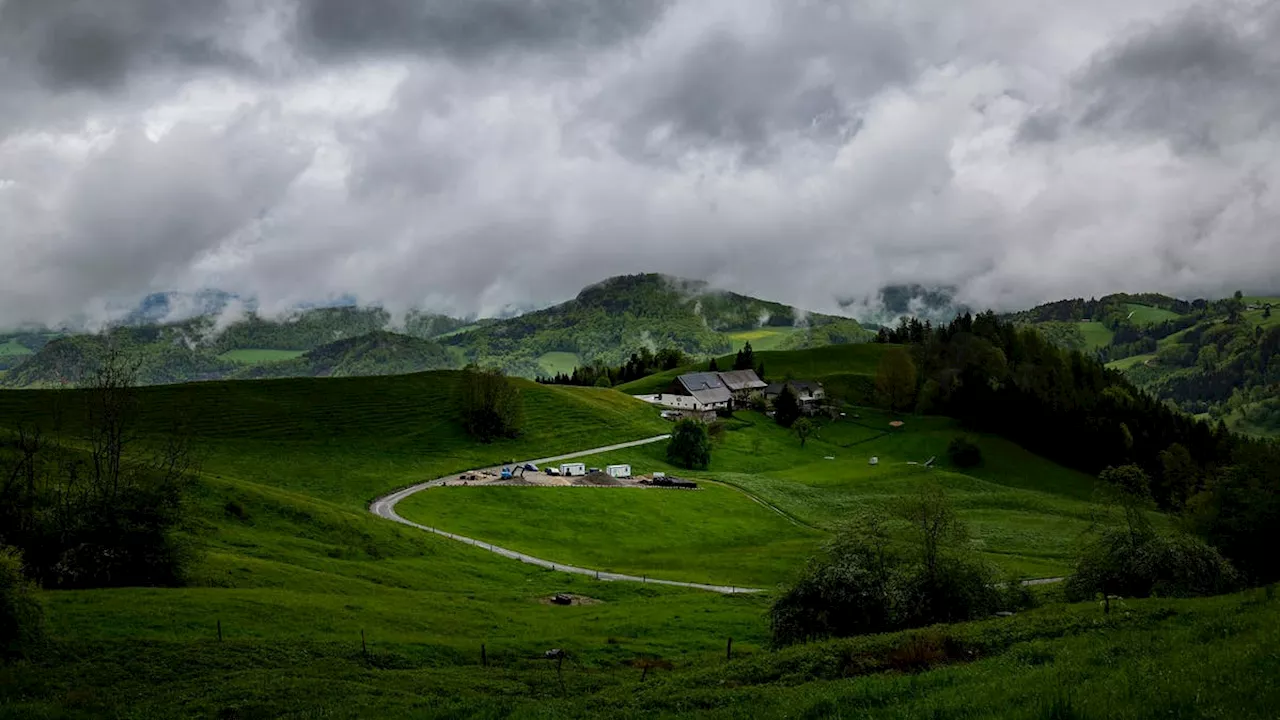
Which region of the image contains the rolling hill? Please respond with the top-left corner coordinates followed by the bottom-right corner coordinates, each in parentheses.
top-left (1011, 292), bottom-right (1280, 436)
top-left (0, 274), bottom-right (874, 387)
top-left (442, 273), bottom-right (874, 377)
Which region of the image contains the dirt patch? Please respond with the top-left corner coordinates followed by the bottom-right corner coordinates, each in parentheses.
top-left (573, 471), bottom-right (622, 486)
top-left (540, 593), bottom-right (603, 606)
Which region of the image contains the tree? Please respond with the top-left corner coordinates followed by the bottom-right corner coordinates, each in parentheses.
top-left (793, 417), bottom-right (814, 448)
top-left (0, 345), bottom-right (198, 590)
top-left (756, 362), bottom-right (766, 381)
top-left (666, 419), bottom-right (711, 470)
top-left (734, 342), bottom-right (755, 371)
top-left (773, 385), bottom-right (802, 428)
top-left (0, 546), bottom-right (43, 659)
top-left (708, 357), bottom-right (720, 372)
top-left (947, 436), bottom-right (982, 468)
top-left (896, 483), bottom-right (966, 581)
top-left (593, 375), bottom-right (612, 388)
top-left (459, 365), bottom-right (524, 442)
top-left (1157, 443), bottom-right (1198, 509)
top-left (875, 347), bottom-right (917, 413)
top-left (1265, 304), bottom-right (1272, 319)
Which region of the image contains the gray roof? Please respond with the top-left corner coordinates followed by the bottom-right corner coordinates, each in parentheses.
top-left (766, 380), bottom-right (824, 397)
top-left (676, 372), bottom-right (733, 406)
top-left (717, 369), bottom-right (767, 391)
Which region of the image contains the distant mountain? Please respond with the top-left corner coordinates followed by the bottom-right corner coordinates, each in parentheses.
top-left (234, 331), bottom-right (456, 380)
top-left (120, 290), bottom-right (239, 326)
top-left (0, 274), bottom-right (873, 387)
top-left (837, 284), bottom-right (968, 327)
top-left (439, 273), bottom-right (873, 377)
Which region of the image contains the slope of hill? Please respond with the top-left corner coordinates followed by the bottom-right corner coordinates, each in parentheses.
top-left (233, 330), bottom-right (458, 380)
top-left (617, 343), bottom-right (889, 404)
top-left (0, 275), bottom-right (873, 386)
top-left (445, 273), bottom-right (873, 376)
top-left (1013, 292), bottom-right (1280, 436)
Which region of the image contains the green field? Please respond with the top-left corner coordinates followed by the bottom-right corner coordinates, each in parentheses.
top-left (219, 348), bottom-right (307, 364)
top-left (0, 339), bottom-right (33, 357)
top-left (1107, 353), bottom-right (1155, 371)
top-left (398, 482), bottom-right (821, 587)
top-left (618, 343), bottom-right (889, 396)
top-left (1077, 320), bottom-right (1115, 349)
top-left (1244, 296), bottom-right (1280, 328)
top-left (727, 327), bottom-right (803, 351)
top-left (537, 350), bottom-right (582, 376)
top-left (1, 363), bottom-right (1270, 717)
top-left (1124, 303), bottom-right (1182, 325)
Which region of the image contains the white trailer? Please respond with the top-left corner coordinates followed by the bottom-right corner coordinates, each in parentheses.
top-left (605, 464), bottom-right (632, 479)
top-left (559, 462), bottom-right (587, 477)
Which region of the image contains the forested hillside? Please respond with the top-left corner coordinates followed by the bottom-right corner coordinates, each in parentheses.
top-left (443, 273), bottom-right (873, 376)
top-left (1011, 292), bottom-right (1280, 436)
top-left (0, 275), bottom-right (873, 386)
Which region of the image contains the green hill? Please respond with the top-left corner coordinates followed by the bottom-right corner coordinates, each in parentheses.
top-left (617, 343), bottom-right (889, 404)
top-left (443, 273), bottom-right (873, 377)
top-left (0, 350), bottom-right (1275, 716)
top-left (1011, 291), bottom-right (1280, 437)
top-left (0, 275), bottom-right (873, 387)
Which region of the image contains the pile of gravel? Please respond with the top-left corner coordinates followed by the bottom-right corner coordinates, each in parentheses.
top-left (573, 471), bottom-right (621, 486)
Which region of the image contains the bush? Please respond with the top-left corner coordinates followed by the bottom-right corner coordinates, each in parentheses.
top-left (459, 365), bottom-right (524, 442)
top-left (0, 546), bottom-right (43, 659)
top-left (947, 437), bottom-right (983, 468)
top-left (770, 496), bottom-right (1020, 647)
top-left (1065, 527), bottom-right (1239, 602)
top-left (666, 419), bottom-right (711, 470)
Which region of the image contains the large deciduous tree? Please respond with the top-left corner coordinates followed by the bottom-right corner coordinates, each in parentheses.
top-left (666, 419), bottom-right (711, 470)
top-left (459, 365), bottom-right (524, 442)
top-left (773, 385), bottom-right (802, 428)
top-left (875, 347), bottom-right (918, 413)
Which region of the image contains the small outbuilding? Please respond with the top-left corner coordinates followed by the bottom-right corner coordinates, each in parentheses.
top-left (606, 464), bottom-right (632, 479)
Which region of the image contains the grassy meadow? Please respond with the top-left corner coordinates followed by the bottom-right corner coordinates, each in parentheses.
top-left (726, 327), bottom-right (803, 351)
top-left (1124, 303), bottom-right (1183, 324)
top-left (0, 340), bottom-right (33, 357)
top-left (536, 351), bottom-right (582, 377)
top-left (1077, 320), bottom-right (1115, 349)
top-left (0, 362), bottom-right (1270, 718)
top-left (617, 343), bottom-right (889, 397)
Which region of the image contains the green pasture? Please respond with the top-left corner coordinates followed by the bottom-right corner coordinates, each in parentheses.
top-left (1077, 321), bottom-right (1114, 349)
top-left (727, 327), bottom-right (803, 351)
top-left (1124, 303), bottom-right (1182, 325)
top-left (0, 339), bottom-right (33, 357)
top-left (618, 343), bottom-right (890, 396)
top-left (219, 348), bottom-right (306, 364)
top-left (1108, 353), bottom-right (1155, 371)
top-left (397, 482), bottom-right (821, 588)
top-left (537, 351), bottom-right (582, 377)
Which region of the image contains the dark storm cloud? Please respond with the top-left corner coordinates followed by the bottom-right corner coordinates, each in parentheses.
top-left (3, 0), bottom-right (1279, 329)
top-left (1071, 4), bottom-right (1280, 151)
top-left (593, 4), bottom-right (910, 164)
top-left (295, 0), bottom-right (670, 61)
top-left (0, 0), bottom-right (252, 91)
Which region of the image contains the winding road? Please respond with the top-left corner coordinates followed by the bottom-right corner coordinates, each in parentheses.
top-left (370, 434), bottom-right (1065, 593)
top-left (370, 435), bottom-right (761, 594)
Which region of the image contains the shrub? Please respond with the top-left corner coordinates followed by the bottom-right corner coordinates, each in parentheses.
top-left (666, 419), bottom-right (711, 470)
top-left (947, 436), bottom-right (983, 468)
top-left (1065, 527), bottom-right (1239, 602)
top-left (0, 546), bottom-right (43, 659)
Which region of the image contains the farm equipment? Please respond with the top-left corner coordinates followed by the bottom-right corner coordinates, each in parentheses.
top-left (500, 467), bottom-right (513, 479)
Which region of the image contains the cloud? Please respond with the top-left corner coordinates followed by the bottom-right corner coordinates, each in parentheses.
top-left (1, 0), bottom-right (1278, 329)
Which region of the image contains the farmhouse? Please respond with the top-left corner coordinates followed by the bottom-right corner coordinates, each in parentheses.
top-left (765, 380), bottom-right (826, 413)
top-left (717, 369), bottom-right (768, 401)
top-left (650, 372), bottom-right (733, 413)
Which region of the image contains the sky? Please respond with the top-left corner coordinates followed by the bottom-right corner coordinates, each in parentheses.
top-left (2, 0), bottom-right (1278, 328)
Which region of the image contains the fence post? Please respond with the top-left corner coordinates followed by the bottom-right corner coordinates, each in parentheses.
top-left (482, 644), bottom-right (488, 668)
top-left (217, 619), bottom-right (222, 642)
top-left (726, 637), bottom-right (733, 661)
top-left (361, 629), bottom-right (368, 660)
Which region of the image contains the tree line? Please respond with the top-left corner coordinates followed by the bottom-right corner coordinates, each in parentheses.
top-left (538, 347), bottom-right (690, 388)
